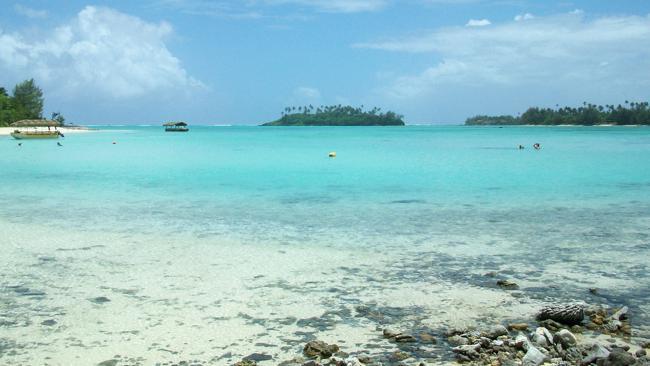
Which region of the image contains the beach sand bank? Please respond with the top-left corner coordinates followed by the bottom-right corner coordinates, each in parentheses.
top-left (0, 126), bottom-right (94, 136)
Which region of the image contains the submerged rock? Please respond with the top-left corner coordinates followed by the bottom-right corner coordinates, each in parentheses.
top-left (97, 360), bottom-right (118, 366)
top-left (243, 353), bottom-right (273, 362)
top-left (41, 319), bottom-right (57, 326)
top-left (582, 344), bottom-right (611, 365)
top-left (382, 328), bottom-right (401, 338)
top-left (90, 296), bottom-right (111, 304)
top-left (497, 279), bottom-right (519, 290)
top-left (303, 341), bottom-right (339, 359)
top-left (448, 335), bottom-right (469, 346)
top-left (611, 306), bottom-right (629, 321)
top-left (536, 304), bottom-right (584, 325)
top-left (485, 325), bottom-right (509, 339)
top-left (508, 323), bottom-right (529, 331)
top-left (394, 334), bottom-right (417, 343)
top-left (604, 348), bottom-right (636, 366)
top-left (235, 360), bottom-right (257, 366)
top-left (452, 344), bottom-right (481, 361)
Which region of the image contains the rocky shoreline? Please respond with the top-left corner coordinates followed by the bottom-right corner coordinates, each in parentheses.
top-left (221, 302), bottom-right (648, 366)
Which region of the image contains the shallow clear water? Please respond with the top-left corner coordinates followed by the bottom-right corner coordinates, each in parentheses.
top-left (1, 126), bottom-right (649, 364)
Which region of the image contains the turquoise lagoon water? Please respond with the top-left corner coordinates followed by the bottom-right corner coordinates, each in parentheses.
top-left (1, 125), bottom-right (650, 364)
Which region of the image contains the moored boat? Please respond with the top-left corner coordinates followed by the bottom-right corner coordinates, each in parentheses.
top-left (163, 121), bottom-right (189, 132)
top-left (10, 120), bottom-right (62, 139)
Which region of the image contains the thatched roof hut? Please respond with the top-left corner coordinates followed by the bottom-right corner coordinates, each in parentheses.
top-left (163, 121), bottom-right (188, 127)
top-left (11, 119), bottom-right (61, 127)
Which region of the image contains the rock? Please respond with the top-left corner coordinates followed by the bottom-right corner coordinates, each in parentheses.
top-left (636, 349), bottom-right (647, 357)
top-left (532, 327), bottom-right (553, 348)
top-left (485, 271), bottom-right (497, 277)
top-left (303, 341), bottom-right (339, 359)
top-left (508, 323), bottom-right (529, 331)
top-left (244, 353), bottom-right (273, 362)
top-left (41, 319), bottom-right (57, 326)
top-left (522, 345), bottom-right (547, 366)
top-left (90, 296), bottom-right (111, 304)
top-left (604, 348), bottom-right (636, 366)
top-left (419, 332), bottom-right (437, 343)
top-left (382, 328), bottom-right (401, 338)
top-left (554, 329), bottom-right (577, 348)
top-left (97, 360), bottom-right (118, 366)
top-left (538, 319), bottom-right (564, 331)
top-left (394, 334), bottom-right (416, 343)
top-left (536, 304), bottom-right (584, 325)
top-left (301, 361), bottom-right (319, 366)
top-left (515, 334), bottom-right (529, 350)
top-left (582, 344), bottom-right (611, 365)
top-left (356, 356), bottom-right (372, 364)
top-left (611, 306), bottom-right (629, 321)
top-left (497, 279), bottom-right (519, 290)
top-left (448, 335), bottom-right (469, 346)
top-left (485, 325), bottom-right (509, 339)
top-left (278, 358), bottom-right (305, 366)
top-left (235, 361), bottom-right (257, 366)
top-left (452, 344), bottom-right (481, 360)
top-left (640, 340), bottom-right (650, 349)
top-left (389, 351), bottom-right (410, 362)
top-left (342, 357), bottom-right (363, 366)
top-left (605, 320), bottom-right (623, 332)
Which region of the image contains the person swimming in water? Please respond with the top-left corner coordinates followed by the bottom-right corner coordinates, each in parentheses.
top-left (518, 144), bottom-right (525, 150)
top-left (533, 143), bottom-right (541, 150)
top-left (57, 142), bottom-right (63, 146)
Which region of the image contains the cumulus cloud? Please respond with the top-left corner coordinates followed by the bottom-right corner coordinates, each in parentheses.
top-left (14, 4), bottom-right (48, 19)
top-left (355, 11), bottom-right (650, 99)
top-left (466, 19), bottom-right (491, 27)
top-left (0, 6), bottom-right (203, 99)
top-left (265, 0), bottom-right (387, 13)
top-left (514, 13), bottom-right (534, 21)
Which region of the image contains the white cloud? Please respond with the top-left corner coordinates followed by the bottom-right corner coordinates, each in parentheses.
top-left (356, 11), bottom-right (650, 99)
top-left (294, 86), bottom-right (321, 99)
top-left (260, 0), bottom-right (387, 13)
top-left (466, 19), bottom-right (491, 27)
top-left (14, 4), bottom-right (48, 19)
top-left (0, 6), bottom-right (203, 99)
top-left (514, 13), bottom-right (534, 21)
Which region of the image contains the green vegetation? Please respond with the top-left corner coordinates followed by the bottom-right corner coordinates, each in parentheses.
top-left (262, 105), bottom-right (405, 126)
top-left (0, 79), bottom-right (66, 127)
top-left (465, 102), bottom-right (650, 126)
top-left (465, 115), bottom-right (520, 126)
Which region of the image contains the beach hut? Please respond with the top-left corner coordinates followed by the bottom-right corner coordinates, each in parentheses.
top-left (163, 121), bottom-right (189, 132)
top-left (10, 119), bottom-right (62, 139)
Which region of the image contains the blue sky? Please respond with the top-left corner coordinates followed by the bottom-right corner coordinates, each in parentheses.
top-left (2, 0), bottom-right (650, 124)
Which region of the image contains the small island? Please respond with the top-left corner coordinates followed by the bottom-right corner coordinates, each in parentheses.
top-left (1, 79), bottom-right (66, 127)
top-left (465, 101), bottom-right (650, 126)
top-left (262, 105), bottom-right (405, 126)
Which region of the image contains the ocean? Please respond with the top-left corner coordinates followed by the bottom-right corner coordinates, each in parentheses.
top-left (1, 125), bottom-right (649, 365)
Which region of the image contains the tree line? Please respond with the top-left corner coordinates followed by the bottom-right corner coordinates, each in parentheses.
top-left (466, 101), bottom-right (650, 126)
top-left (263, 105), bottom-right (405, 126)
top-left (0, 79), bottom-right (65, 127)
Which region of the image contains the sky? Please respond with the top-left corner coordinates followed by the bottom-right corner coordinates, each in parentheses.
top-left (1, 0), bottom-right (650, 125)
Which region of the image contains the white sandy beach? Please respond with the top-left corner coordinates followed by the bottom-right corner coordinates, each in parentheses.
top-left (0, 126), bottom-right (94, 136)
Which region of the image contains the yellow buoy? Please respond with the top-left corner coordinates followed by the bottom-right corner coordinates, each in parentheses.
top-left (328, 151), bottom-right (336, 158)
